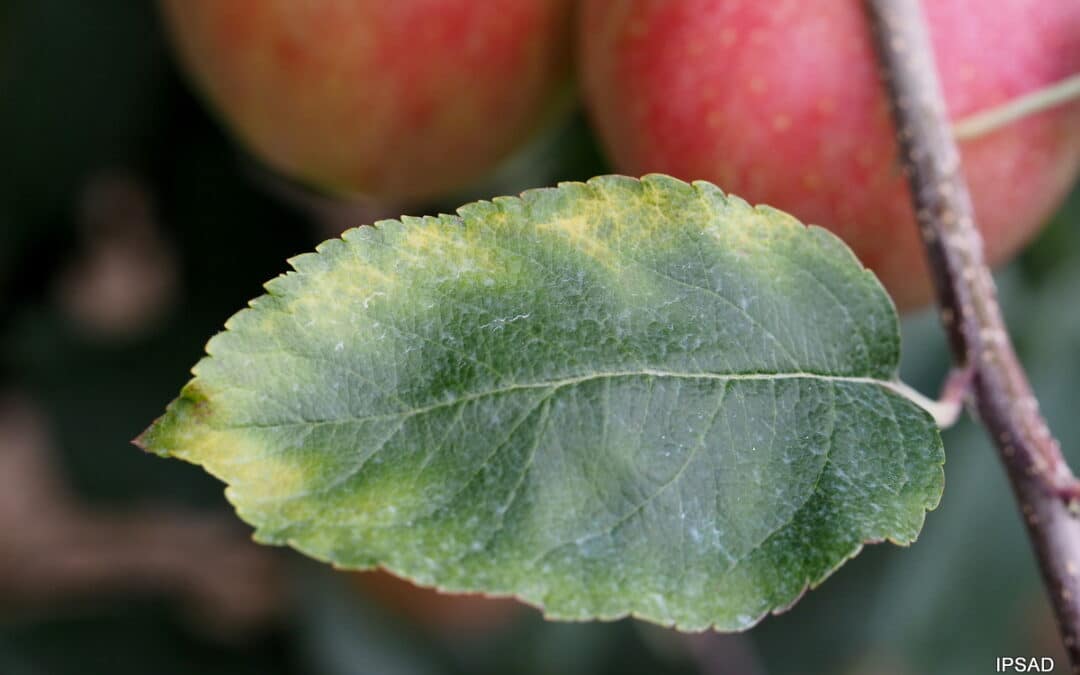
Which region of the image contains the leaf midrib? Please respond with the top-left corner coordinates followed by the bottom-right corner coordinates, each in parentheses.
top-left (221, 369), bottom-right (903, 430)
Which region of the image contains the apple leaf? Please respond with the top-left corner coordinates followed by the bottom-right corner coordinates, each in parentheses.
top-left (139, 174), bottom-right (943, 631)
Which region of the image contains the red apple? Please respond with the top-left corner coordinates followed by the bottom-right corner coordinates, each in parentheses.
top-left (580, 0), bottom-right (1080, 309)
top-left (160, 0), bottom-right (574, 201)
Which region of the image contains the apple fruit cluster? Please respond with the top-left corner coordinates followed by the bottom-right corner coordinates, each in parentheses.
top-left (161, 0), bottom-right (1079, 303)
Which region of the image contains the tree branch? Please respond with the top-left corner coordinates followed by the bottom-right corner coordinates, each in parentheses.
top-left (863, 0), bottom-right (1080, 669)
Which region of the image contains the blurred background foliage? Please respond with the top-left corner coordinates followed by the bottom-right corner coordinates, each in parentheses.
top-left (1, 2), bottom-right (1077, 674)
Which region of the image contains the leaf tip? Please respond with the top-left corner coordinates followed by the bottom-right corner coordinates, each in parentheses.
top-left (130, 425), bottom-right (152, 452)
top-left (132, 414), bottom-right (174, 458)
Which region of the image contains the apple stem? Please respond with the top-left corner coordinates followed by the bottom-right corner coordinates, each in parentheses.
top-left (954, 72), bottom-right (1080, 141)
top-left (865, 1), bottom-right (1080, 670)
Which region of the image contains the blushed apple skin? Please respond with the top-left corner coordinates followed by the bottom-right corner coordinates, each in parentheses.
top-left (581, 0), bottom-right (1080, 309)
top-left (160, 0), bottom-right (574, 202)
top-left (350, 570), bottom-right (522, 632)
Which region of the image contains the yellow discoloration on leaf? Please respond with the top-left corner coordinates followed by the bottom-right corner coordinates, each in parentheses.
top-left (314, 478), bottom-right (417, 530)
top-left (173, 425), bottom-right (313, 503)
top-left (537, 215), bottom-right (615, 263)
top-left (295, 262), bottom-right (397, 321)
top-left (398, 219), bottom-right (500, 276)
top-left (401, 220), bottom-right (458, 254)
top-left (339, 257), bottom-right (399, 290)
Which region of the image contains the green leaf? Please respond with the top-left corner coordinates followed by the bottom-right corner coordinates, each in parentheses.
top-left (139, 174), bottom-right (943, 631)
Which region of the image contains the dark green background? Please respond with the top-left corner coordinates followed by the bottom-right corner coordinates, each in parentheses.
top-left (1, 2), bottom-right (1077, 673)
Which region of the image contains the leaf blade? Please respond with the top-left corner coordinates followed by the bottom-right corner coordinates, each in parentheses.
top-left (140, 174), bottom-right (943, 630)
